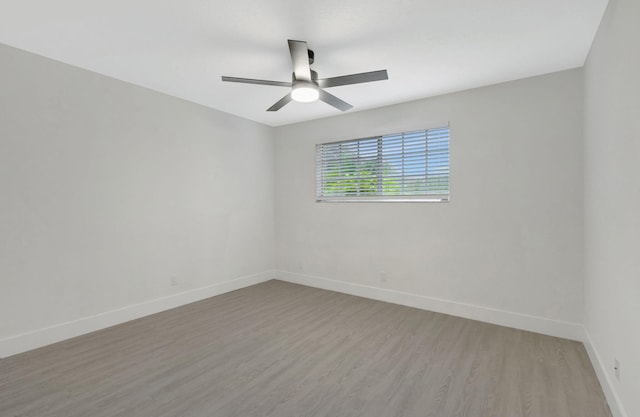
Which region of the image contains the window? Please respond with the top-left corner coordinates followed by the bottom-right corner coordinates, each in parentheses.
top-left (316, 126), bottom-right (450, 202)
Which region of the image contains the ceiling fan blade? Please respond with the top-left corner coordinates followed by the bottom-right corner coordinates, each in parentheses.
top-left (267, 93), bottom-right (293, 111)
top-left (221, 76), bottom-right (292, 87)
top-left (319, 90), bottom-right (353, 112)
top-left (288, 40), bottom-right (311, 81)
top-left (318, 70), bottom-right (389, 88)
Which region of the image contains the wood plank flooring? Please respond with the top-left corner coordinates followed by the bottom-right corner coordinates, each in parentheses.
top-left (0, 280), bottom-right (612, 417)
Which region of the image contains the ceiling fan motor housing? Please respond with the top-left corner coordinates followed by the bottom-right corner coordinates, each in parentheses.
top-left (293, 70), bottom-right (319, 83)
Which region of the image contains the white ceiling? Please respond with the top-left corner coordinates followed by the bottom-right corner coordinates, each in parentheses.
top-left (0, 0), bottom-right (608, 127)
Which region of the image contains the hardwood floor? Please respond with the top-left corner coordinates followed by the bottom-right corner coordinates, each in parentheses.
top-left (0, 280), bottom-right (611, 417)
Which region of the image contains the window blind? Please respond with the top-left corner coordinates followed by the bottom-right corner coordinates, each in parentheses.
top-left (316, 127), bottom-right (450, 202)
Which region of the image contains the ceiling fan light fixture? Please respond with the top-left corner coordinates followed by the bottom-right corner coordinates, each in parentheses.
top-left (221, 40), bottom-right (388, 112)
top-left (291, 82), bottom-right (319, 103)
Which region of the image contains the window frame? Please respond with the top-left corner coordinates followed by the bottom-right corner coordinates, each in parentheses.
top-left (315, 126), bottom-right (450, 203)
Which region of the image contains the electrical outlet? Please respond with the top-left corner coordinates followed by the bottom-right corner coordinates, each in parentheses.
top-left (614, 359), bottom-right (620, 380)
top-left (171, 276), bottom-right (178, 287)
top-left (379, 270), bottom-right (388, 283)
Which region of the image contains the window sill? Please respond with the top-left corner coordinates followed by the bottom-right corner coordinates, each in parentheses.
top-left (316, 196), bottom-right (449, 203)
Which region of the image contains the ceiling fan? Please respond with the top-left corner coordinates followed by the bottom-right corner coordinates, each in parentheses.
top-left (221, 40), bottom-right (389, 112)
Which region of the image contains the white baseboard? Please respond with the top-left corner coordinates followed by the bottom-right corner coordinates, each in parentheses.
top-left (275, 270), bottom-right (585, 341)
top-left (582, 330), bottom-right (628, 417)
top-left (0, 270), bottom-right (275, 358)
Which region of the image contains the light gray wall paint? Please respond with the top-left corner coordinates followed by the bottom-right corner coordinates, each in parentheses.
top-left (275, 69), bottom-right (584, 323)
top-left (584, 0), bottom-right (640, 415)
top-left (0, 43), bottom-right (275, 339)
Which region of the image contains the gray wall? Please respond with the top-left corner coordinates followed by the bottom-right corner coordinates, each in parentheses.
top-left (0, 44), bottom-right (275, 340)
top-left (584, 0), bottom-right (640, 415)
top-left (275, 69), bottom-right (584, 324)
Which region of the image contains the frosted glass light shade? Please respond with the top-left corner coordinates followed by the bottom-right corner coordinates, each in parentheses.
top-left (291, 82), bottom-right (319, 102)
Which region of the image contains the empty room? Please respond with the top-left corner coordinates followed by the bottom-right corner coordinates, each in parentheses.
top-left (0, 0), bottom-right (638, 416)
